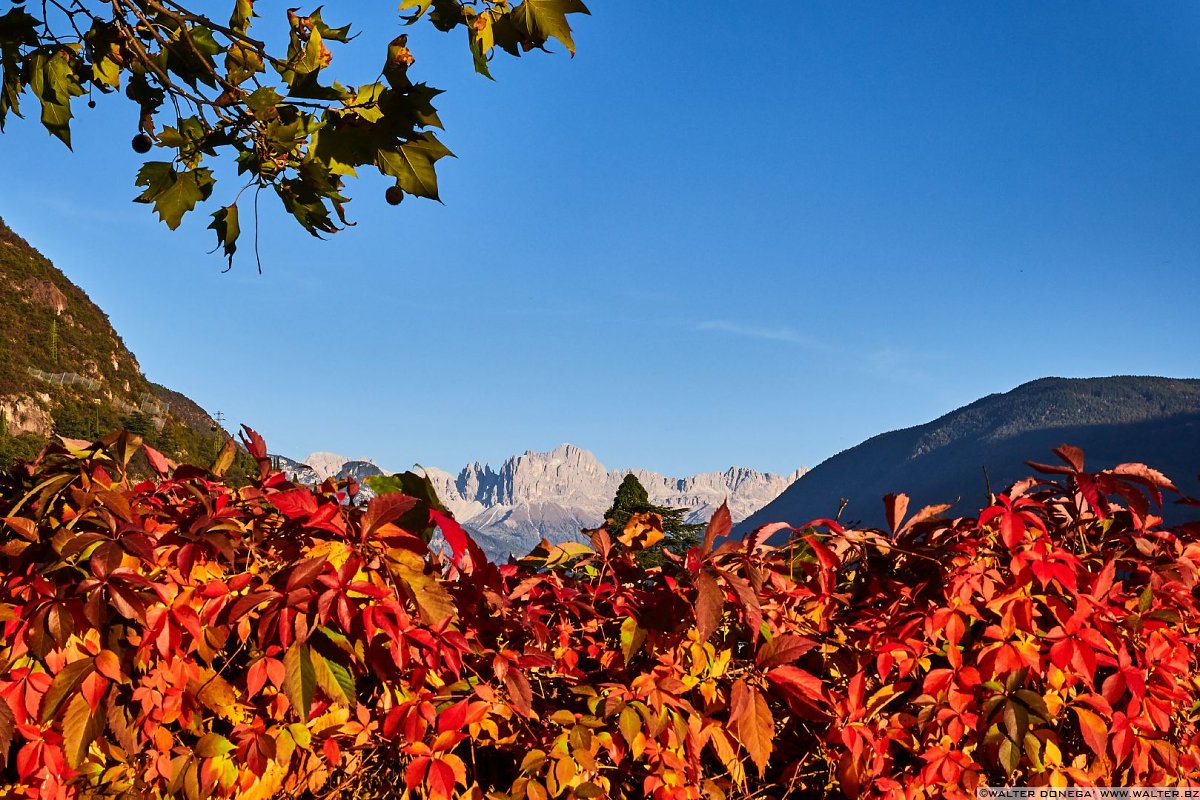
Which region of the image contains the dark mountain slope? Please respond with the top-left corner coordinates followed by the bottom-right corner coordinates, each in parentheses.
top-left (738, 377), bottom-right (1200, 533)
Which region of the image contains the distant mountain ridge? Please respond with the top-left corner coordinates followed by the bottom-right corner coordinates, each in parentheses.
top-left (738, 376), bottom-right (1200, 534)
top-left (280, 443), bottom-right (806, 559)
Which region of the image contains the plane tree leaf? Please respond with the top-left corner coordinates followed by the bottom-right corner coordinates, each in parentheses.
top-left (0, 1), bottom-right (589, 265)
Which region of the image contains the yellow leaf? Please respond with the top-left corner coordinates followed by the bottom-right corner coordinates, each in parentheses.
top-left (617, 512), bottom-right (664, 551)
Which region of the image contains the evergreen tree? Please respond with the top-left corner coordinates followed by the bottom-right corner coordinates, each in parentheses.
top-left (602, 473), bottom-right (704, 567)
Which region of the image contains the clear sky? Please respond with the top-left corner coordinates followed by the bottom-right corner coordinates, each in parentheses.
top-left (1, 1), bottom-right (1198, 477)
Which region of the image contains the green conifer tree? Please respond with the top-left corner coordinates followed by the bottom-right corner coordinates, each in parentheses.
top-left (602, 473), bottom-right (704, 567)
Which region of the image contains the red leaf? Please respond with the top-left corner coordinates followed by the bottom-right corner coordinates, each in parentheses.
top-left (756, 635), bottom-right (817, 669)
top-left (405, 756), bottom-right (430, 793)
top-left (884, 493), bottom-right (909, 534)
top-left (270, 489), bottom-right (319, 520)
top-left (16, 740), bottom-right (41, 781)
top-left (721, 571), bottom-right (762, 642)
top-left (437, 699), bottom-right (469, 734)
top-left (805, 535), bottom-right (839, 573)
top-left (362, 493), bottom-right (418, 539)
top-left (426, 758), bottom-right (458, 800)
top-left (240, 425), bottom-right (271, 477)
top-left (225, 590), bottom-right (278, 623)
top-left (505, 671), bottom-right (533, 718)
top-left (430, 509), bottom-right (481, 568)
top-left (745, 521), bottom-right (791, 553)
top-left (284, 556), bottom-right (328, 592)
top-left (143, 445), bottom-right (170, 476)
top-left (1054, 444), bottom-right (1086, 473)
top-left (765, 665), bottom-right (828, 716)
top-left (694, 570), bottom-right (725, 642)
top-left (702, 501), bottom-right (732, 555)
top-left (246, 659), bottom-right (269, 697)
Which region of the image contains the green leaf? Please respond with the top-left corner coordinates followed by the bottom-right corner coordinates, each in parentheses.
top-left (999, 737), bottom-right (1020, 776)
top-left (225, 41), bottom-right (264, 85)
top-left (229, 0), bottom-right (255, 34)
top-left (1003, 700), bottom-right (1028, 744)
top-left (617, 706), bottom-right (640, 745)
top-left (91, 56), bottom-right (120, 89)
top-left (29, 50), bottom-right (83, 148)
top-left (134, 163), bottom-right (215, 230)
top-left (62, 692), bottom-right (103, 769)
top-left (510, 0), bottom-right (591, 55)
top-left (208, 205), bottom-right (239, 267)
top-left (246, 87), bottom-right (283, 117)
top-left (283, 643), bottom-right (317, 721)
top-left (310, 8), bottom-right (353, 43)
top-left (299, 25), bottom-right (325, 75)
top-left (309, 648), bottom-right (355, 709)
top-left (468, 17), bottom-right (496, 79)
top-left (399, 0), bottom-right (435, 24)
top-left (39, 659), bottom-right (95, 724)
top-left (195, 733), bottom-right (236, 758)
top-left (376, 132), bottom-right (453, 201)
top-left (619, 617), bottom-right (646, 665)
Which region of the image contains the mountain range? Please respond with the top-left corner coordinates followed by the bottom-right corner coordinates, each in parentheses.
top-left (277, 444), bottom-right (806, 559)
top-left (739, 376), bottom-right (1200, 535)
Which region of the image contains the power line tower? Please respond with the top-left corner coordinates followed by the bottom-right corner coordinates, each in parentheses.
top-left (212, 410), bottom-right (226, 433)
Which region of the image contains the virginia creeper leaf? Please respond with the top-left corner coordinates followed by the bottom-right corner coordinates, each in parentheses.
top-left (283, 643), bottom-right (317, 721)
top-left (62, 692), bottom-right (103, 768)
top-left (729, 679), bottom-right (773, 775)
top-left (39, 658), bottom-right (96, 724)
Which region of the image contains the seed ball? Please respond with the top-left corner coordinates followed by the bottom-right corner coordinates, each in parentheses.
top-left (385, 186), bottom-right (404, 206)
top-left (131, 133), bottom-right (153, 154)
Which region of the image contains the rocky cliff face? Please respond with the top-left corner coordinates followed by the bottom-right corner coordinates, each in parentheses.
top-left (285, 443), bottom-right (805, 559)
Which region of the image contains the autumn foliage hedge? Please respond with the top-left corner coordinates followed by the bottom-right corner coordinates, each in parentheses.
top-left (1, 430), bottom-right (1200, 799)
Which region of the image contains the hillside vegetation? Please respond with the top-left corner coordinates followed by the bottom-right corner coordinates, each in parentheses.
top-left (741, 376), bottom-right (1200, 533)
top-left (0, 218), bottom-right (231, 467)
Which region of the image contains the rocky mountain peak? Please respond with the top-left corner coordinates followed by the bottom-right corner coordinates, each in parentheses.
top-left (282, 443), bottom-right (807, 560)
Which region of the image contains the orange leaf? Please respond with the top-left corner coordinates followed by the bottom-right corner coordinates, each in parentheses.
top-left (702, 501), bottom-right (732, 554)
top-left (729, 679), bottom-right (773, 774)
top-left (618, 512), bottom-right (664, 552)
top-left (883, 493), bottom-right (909, 534)
top-left (2, 517), bottom-right (37, 542)
top-left (1074, 706), bottom-right (1108, 758)
top-left (694, 570), bottom-right (724, 642)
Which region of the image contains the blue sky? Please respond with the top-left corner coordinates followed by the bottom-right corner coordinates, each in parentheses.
top-left (1, 1), bottom-right (1198, 476)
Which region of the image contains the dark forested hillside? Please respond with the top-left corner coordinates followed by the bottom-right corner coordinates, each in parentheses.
top-left (739, 376), bottom-right (1200, 533)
